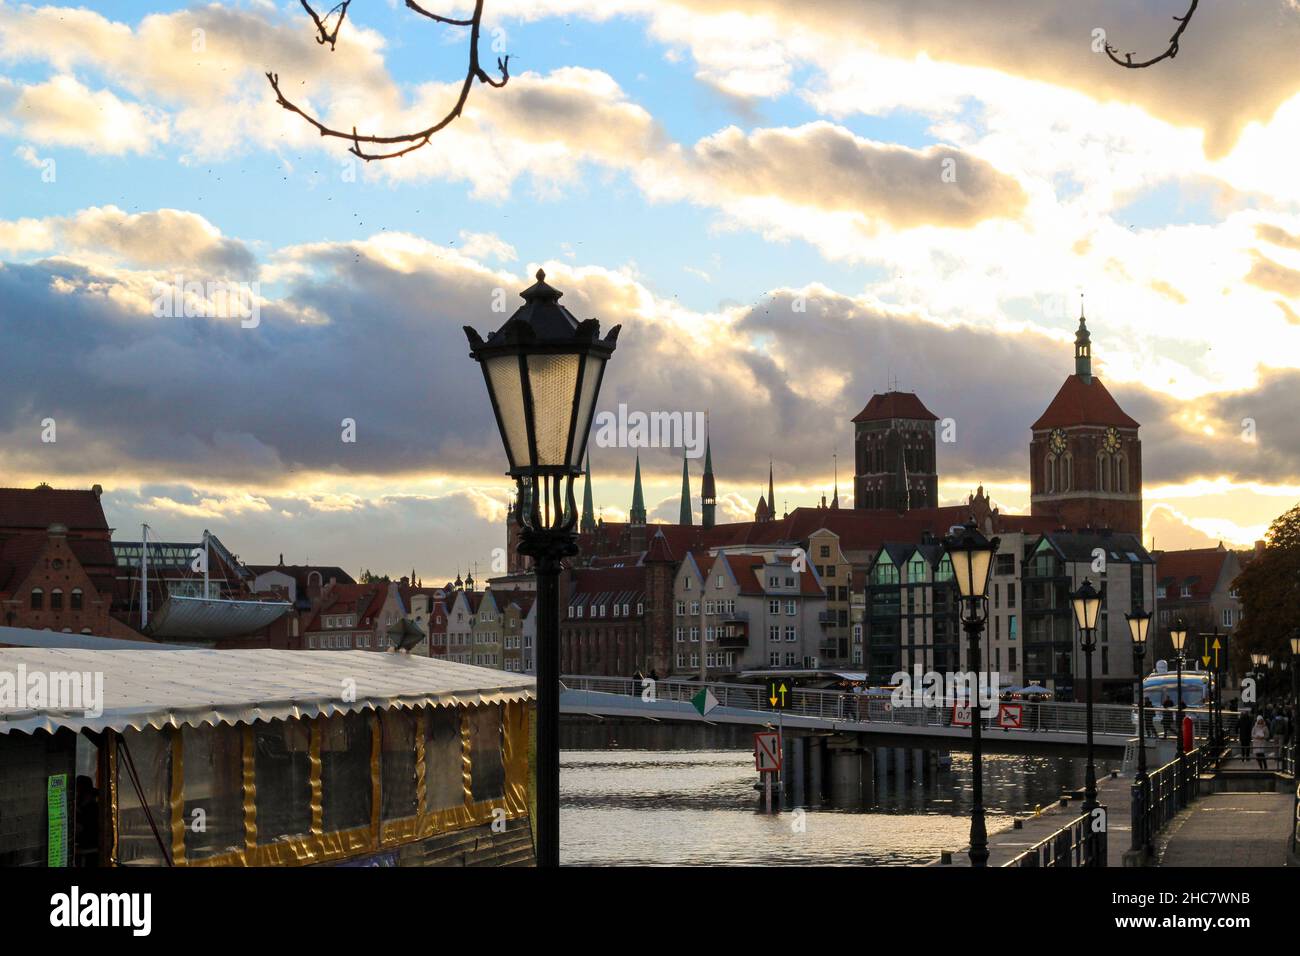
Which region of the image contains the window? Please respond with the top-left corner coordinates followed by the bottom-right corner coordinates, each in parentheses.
top-left (253, 719), bottom-right (313, 845)
top-left (690, 601), bottom-right (700, 615)
top-left (819, 545), bottom-right (831, 558)
top-left (769, 599), bottom-right (781, 614)
top-left (50, 588), bottom-right (63, 610)
top-left (769, 625), bottom-right (780, 643)
top-left (676, 627), bottom-right (685, 643)
top-left (469, 705), bottom-right (506, 802)
top-left (1007, 583), bottom-right (1016, 609)
top-left (785, 576), bottom-right (795, 587)
top-left (769, 652), bottom-right (780, 666)
top-left (676, 601), bottom-right (685, 616)
top-left (424, 707), bottom-right (462, 810)
top-left (622, 603), bottom-right (630, 616)
top-left (1222, 608), bottom-right (1235, 627)
top-left (636, 603), bottom-right (644, 615)
top-left (1180, 586), bottom-right (1192, 598)
top-left (308, 635), bottom-right (319, 649)
top-left (785, 626), bottom-right (797, 642)
top-left (70, 588), bottom-right (83, 610)
top-left (676, 654), bottom-right (686, 668)
top-left (690, 626), bottom-right (699, 642)
top-left (380, 709), bottom-right (419, 822)
top-left (785, 600), bottom-right (796, 616)
top-left (30, 588), bottom-right (42, 610)
top-left (716, 575), bottom-right (724, 589)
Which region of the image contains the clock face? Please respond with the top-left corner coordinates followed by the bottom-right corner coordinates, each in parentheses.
top-left (1103, 427), bottom-right (1121, 454)
top-left (1048, 428), bottom-right (1067, 455)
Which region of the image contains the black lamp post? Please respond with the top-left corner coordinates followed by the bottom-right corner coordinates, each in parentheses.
top-left (1291, 632), bottom-right (1300, 724)
top-left (1170, 620), bottom-right (1188, 755)
top-left (1126, 609), bottom-right (1151, 856)
top-left (943, 522), bottom-right (999, 868)
top-left (465, 269), bottom-right (619, 868)
top-left (1071, 579), bottom-right (1102, 814)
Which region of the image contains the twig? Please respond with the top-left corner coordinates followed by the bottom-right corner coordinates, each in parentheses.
top-left (269, 0), bottom-right (509, 160)
top-left (1104, 0), bottom-right (1200, 69)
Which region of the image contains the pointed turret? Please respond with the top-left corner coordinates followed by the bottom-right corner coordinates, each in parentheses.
top-left (767, 460), bottom-right (775, 519)
top-left (580, 454), bottom-right (596, 534)
top-left (678, 453), bottom-right (693, 526)
top-left (700, 426), bottom-right (716, 529)
top-left (630, 454), bottom-right (646, 526)
top-left (1075, 299), bottom-right (1092, 384)
top-left (831, 451), bottom-right (840, 509)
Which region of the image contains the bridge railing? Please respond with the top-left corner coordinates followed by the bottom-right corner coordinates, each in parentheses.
top-left (1003, 809), bottom-right (1107, 867)
top-left (559, 675), bottom-right (1215, 739)
top-left (1130, 745), bottom-right (1215, 861)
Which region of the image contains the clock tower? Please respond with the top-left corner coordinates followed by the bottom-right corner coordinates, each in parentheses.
top-left (1029, 312), bottom-right (1142, 535)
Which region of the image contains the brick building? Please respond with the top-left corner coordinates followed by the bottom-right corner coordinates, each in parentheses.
top-left (1029, 314), bottom-right (1142, 536)
top-left (0, 484), bottom-right (143, 641)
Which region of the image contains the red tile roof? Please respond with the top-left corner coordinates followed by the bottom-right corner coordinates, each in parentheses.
top-left (1031, 375), bottom-right (1139, 430)
top-left (1156, 547), bottom-right (1230, 601)
top-left (851, 391), bottom-right (938, 423)
top-left (0, 486), bottom-right (109, 531)
top-left (303, 583), bottom-right (389, 632)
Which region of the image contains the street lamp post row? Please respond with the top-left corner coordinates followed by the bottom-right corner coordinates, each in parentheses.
top-left (465, 270), bottom-right (620, 868)
top-left (1169, 620), bottom-right (1189, 804)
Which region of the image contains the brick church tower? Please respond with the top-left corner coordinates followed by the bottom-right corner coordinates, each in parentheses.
top-left (852, 391), bottom-right (939, 511)
top-left (1029, 312), bottom-right (1142, 535)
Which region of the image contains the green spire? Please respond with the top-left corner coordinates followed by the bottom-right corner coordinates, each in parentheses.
top-left (1075, 297), bottom-right (1092, 384)
top-left (630, 454), bottom-right (646, 525)
top-left (701, 427), bottom-right (716, 530)
top-left (580, 454), bottom-right (596, 534)
top-left (679, 452), bottom-right (693, 526)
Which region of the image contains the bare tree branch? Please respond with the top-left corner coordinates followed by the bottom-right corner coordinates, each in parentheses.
top-left (1104, 0), bottom-right (1200, 69)
top-left (300, 0), bottom-right (351, 51)
top-left (268, 0), bottom-right (509, 161)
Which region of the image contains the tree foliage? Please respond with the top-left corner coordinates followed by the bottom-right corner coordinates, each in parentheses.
top-left (1231, 502), bottom-right (1300, 669)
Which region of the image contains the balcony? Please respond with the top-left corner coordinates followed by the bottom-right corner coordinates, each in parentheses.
top-left (718, 629), bottom-right (749, 649)
top-left (721, 609), bottom-right (750, 622)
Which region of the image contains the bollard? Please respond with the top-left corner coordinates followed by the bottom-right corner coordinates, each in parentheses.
top-left (940, 850), bottom-right (952, 865)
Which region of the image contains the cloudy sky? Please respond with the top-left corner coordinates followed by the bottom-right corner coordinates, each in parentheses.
top-left (3, 0), bottom-right (1300, 582)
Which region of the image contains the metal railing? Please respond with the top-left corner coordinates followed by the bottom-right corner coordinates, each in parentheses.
top-left (1004, 809), bottom-right (1107, 867)
top-left (559, 674), bottom-right (1224, 740)
top-left (1130, 745), bottom-right (1215, 861)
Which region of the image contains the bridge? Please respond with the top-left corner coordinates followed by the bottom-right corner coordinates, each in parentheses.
top-left (559, 674), bottom-right (1212, 756)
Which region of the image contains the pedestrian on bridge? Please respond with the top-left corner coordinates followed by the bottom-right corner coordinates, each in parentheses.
top-left (1238, 709), bottom-right (1253, 760)
top-left (1251, 715), bottom-right (1271, 769)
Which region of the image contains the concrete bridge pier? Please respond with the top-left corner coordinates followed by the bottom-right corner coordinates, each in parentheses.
top-left (791, 736), bottom-right (806, 806)
top-left (808, 737), bottom-right (826, 805)
top-left (829, 747), bottom-right (874, 805)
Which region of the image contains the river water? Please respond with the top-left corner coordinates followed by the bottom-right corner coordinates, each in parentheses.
top-left (559, 729), bottom-right (1118, 866)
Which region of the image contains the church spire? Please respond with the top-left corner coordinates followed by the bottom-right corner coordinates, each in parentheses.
top-left (678, 452), bottom-right (693, 526)
top-left (759, 460), bottom-right (769, 520)
top-left (1075, 297), bottom-right (1092, 384)
top-left (580, 454), bottom-right (596, 534)
top-left (630, 454), bottom-right (646, 526)
top-left (831, 449), bottom-right (840, 509)
top-left (701, 422), bottom-right (716, 529)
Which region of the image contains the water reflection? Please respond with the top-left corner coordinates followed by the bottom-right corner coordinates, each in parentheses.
top-left (560, 746), bottom-right (1117, 866)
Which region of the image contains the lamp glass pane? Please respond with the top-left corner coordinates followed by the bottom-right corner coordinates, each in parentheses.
top-left (485, 355), bottom-right (530, 469)
top-left (526, 352), bottom-right (581, 467)
top-left (969, 549), bottom-right (993, 598)
top-left (1291, 637), bottom-right (1300, 655)
top-left (1127, 616), bottom-right (1148, 645)
top-left (568, 352), bottom-right (605, 469)
top-left (948, 548), bottom-right (973, 599)
top-left (1170, 630), bottom-right (1186, 650)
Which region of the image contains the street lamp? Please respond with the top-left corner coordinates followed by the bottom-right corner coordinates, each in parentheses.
top-left (943, 522), bottom-right (1000, 868)
top-left (1169, 620), bottom-right (1187, 754)
top-left (1125, 609), bottom-right (1151, 857)
top-left (465, 268), bottom-right (620, 868)
top-left (1071, 579), bottom-right (1102, 814)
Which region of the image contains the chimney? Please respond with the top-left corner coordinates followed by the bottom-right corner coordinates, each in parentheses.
top-left (91, 484), bottom-right (102, 498)
top-left (1254, 540), bottom-right (1266, 557)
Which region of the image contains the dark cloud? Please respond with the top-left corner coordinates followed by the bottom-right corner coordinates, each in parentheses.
top-left (2, 242), bottom-right (1297, 498)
